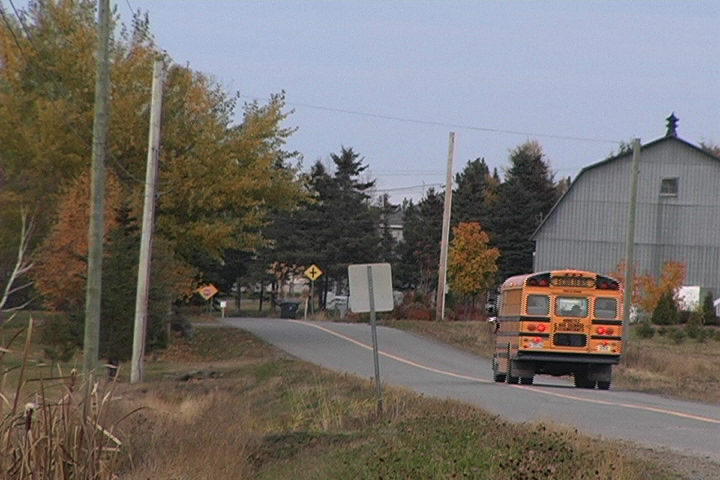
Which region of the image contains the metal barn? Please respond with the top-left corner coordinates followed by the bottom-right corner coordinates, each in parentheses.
top-left (531, 119), bottom-right (720, 300)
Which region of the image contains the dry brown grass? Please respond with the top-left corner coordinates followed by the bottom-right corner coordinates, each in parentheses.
top-left (614, 336), bottom-right (720, 402)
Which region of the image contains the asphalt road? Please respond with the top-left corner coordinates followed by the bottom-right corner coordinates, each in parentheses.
top-left (223, 317), bottom-right (720, 463)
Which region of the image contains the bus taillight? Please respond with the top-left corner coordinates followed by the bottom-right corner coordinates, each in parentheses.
top-left (596, 275), bottom-right (620, 290)
top-left (526, 273), bottom-right (550, 287)
top-left (526, 323), bottom-right (546, 332)
top-left (595, 326), bottom-right (615, 335)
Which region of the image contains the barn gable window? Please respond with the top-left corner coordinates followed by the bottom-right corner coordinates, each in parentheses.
top-left (660, 177), bottom-right (678, 197)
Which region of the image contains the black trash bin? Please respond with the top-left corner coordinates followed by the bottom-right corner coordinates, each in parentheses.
top-left (280, 301), bottom-right (300, 319)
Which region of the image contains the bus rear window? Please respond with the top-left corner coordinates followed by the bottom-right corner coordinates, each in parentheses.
top-left (555, 297), bottom-right (588, 317)
top-left (595, 298), bottom-right (617, 319)
top-left (527, 294), bottom-right (549, 315)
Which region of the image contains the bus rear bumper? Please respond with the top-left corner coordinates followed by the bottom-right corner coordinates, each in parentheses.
top-left (515, 351), bottom-right (620, 365)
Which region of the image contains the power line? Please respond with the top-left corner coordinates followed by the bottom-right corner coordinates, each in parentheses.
top-left (373, 183), bottom-right (443, 193)
top-left (0, 3), bottom-right (27, 59)
top-left (240, 94), bottom-right (623, 146)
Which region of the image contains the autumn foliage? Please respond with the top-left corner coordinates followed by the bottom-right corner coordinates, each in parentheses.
top-left (611, 260), bottom-right (686, 313)
top-left (448, 222), bottom-right (500, 300)
top-left (32, 171), bottom-right (124, 311)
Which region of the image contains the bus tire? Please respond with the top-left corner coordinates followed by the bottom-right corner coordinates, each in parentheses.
top-left (492, 358), bottom-right (506, 382)
top-left (597, 381), bottom-right (611, 390)
top-left (520, 376), bottom-right (534, 385)
top-left (507, 375), bottom-right (519, 384)
top-left (574, 373), bottom-right (595, 389)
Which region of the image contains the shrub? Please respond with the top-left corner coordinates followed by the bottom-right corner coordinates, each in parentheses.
top-left (668, 327), bottom-right (686, 344)
top-left (651, 290), bottom-right (678, 325)
top-left (677, 310), bottom-right (691, 324)
top-left (634, 320), bottom-right (655, 339)
top-left (696, 328), bottom-right (709, 343)
top-left (702, 291), bottom-right (717, 326)
top-left (685, 310), bottom-right (704, 339)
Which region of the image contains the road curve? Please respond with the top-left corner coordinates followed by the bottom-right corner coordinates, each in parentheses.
top-left (223, 317), bottom-right (720, 463)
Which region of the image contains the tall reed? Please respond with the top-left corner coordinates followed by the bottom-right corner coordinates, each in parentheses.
top-left (0, 318), bottom-right (127, 479)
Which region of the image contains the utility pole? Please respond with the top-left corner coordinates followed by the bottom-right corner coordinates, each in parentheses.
top-left (83, 0), bottom-right (110, 378)
top-left (435, 132), bottom-right (455, 321)
top-left (131, 59), bottom-right (165, 384)
top-left (622, 138), bottom-right (641, 352)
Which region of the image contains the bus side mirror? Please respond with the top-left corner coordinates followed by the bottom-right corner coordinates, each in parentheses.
top-left (485, 303), bottom-right (496, 315)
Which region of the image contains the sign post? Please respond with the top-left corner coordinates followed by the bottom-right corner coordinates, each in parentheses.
top-left (348, 263), bottom-right (393, 417)
top-left (197, 284), bottom-right (218, 312)
top-left (304, 264), bottom-right (323, 316)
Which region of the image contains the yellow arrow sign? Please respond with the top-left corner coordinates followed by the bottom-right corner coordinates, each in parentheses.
top-left (304, 264), bottom-right (323, 281)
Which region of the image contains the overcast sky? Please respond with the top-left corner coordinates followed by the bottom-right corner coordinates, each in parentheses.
top-left (114, 0), bottom-right (719, 203)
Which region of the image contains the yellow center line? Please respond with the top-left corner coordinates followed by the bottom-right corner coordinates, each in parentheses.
top-left (290, 320), bottom-right (720, 426)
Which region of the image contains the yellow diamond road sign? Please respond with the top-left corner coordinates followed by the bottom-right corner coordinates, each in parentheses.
top-left (197, 284), bottom-right (218, 300)
top-left (305, 264), bottom-right (323, 281)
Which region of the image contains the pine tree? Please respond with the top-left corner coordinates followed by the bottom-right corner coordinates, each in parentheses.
top-left (394, 189), bottom-right (444, 295)
top-left (651, 290), bottom-right (678, 325)
top-left (702, 291), bottom-right (717, 326)
top-left (452, 157), bottom-right (498, 234)
top-left (490, 141), bottom-right (560, 281)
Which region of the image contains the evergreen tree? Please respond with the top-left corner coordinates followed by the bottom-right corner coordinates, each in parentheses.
top-left (651, 290), bottom-right (679, 326)
top-left (100, 207), bottom-right (180, 366)
top-left (394, 189), bottom-right (444, 295)
top-left (702, 291), bottom-right (717, 326)
top-left (377, 194), bottom-right (399, 264)
top-left (452, 157), bottom-right (498, 233)
top-left (321, 147), bottom-right (381, 293)
top-left (260, 147), bottom-right (382, 304)
top-left (490, 141), bottom-right (560, 281)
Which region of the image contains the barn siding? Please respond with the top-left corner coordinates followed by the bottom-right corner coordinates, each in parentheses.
top-left (533, 137), bottom-right (720, 299)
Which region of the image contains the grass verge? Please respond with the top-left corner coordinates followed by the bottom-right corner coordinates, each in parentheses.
top-left (108, 328), bottom-right (685, 478)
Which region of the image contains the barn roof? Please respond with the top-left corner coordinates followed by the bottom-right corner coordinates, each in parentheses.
top-left (530, 134), bottom-right (720, 241)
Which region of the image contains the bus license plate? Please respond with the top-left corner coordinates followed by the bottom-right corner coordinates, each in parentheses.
top-left (558, 320), bottom-right (584, 332)
top-left (597, 344), bottom-right (611, 352)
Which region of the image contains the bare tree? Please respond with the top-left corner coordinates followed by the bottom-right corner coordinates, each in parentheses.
top-left (0, 208), bottom-right (35, 322)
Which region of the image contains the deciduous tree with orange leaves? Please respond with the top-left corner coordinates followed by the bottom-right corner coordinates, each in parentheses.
top-left (611, 260), bottom-right (686, 313)
top-left (448, 222), bottom-right (499, 317)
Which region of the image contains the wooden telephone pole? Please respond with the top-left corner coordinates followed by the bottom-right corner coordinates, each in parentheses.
top-left (83, 0), bottom-right (110, 377)
top-left (131, 59), bottom-right (165, 383)
top-left (435, 132), bottom-right (455, 321)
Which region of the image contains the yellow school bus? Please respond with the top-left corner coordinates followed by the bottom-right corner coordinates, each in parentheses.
top-left (491, 269), bottom-right (623, 389)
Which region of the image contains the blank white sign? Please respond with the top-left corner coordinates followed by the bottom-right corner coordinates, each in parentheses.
top-left (348, 263), bottom-right (394, 313)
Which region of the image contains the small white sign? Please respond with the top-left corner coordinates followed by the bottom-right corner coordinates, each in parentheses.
top-left (348, 263), bottom-right (394, 313)
top-left (219, 300), bottom-right (227, 309)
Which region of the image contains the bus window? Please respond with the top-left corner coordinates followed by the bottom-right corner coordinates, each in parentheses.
top-left (556, 297), bottom-right (588, 318)
top-left (527, 294), bottom-right (549, 315)
top-left (595, 298), bottom-right (617, 319)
